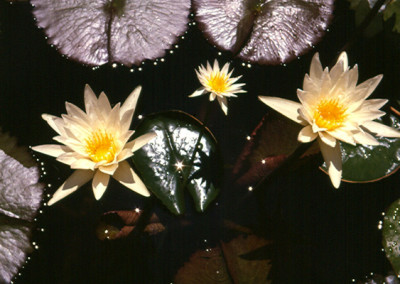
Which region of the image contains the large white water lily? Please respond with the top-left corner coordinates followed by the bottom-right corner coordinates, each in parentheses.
top-left (189, 60), bottom-right (246, 115)
top-left (259, 52), bottom-right (400, 188)
top-left (33, 85), bottom-right (156, 205)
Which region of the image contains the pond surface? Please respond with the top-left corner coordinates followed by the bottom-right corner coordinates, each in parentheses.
top-left (1, 1), bottom-right (400, 283)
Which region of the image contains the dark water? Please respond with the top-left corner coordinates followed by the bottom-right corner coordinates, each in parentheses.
top-left (1, 1), bottom-right (400, 283)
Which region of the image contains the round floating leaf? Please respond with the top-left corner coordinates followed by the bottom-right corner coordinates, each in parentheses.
top-left (131, 111), bottom-right (222, 215)
top-left (193, 0), bottom-right (333, 65)
top-left (0, 150), bottom-right (44, 283)
top-left (383, 198), bottom-right (400, 275)
top-left (31, 0), bottom-right (190, 66)
top-left (336, 114), bottom-right (400, 183)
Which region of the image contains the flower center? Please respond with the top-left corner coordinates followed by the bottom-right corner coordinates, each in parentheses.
top-left (85, 130), bottom-right (117, 163)
top-left (313, 99), bottom-right (347, 131)
top-left (207, 74), bottom-right (228, 93)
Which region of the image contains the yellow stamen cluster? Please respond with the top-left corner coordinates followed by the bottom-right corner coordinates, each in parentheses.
top-left (313, 99), bottom-right (347, 131)
top-left (207, 74), bottom-right (228, 93)
top-left (85, 130), bottom-right (117, 163)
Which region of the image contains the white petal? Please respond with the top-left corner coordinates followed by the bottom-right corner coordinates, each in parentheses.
top-left (65, 102), bottom-right (89, 122)
top-left (362, 121), bottom-right (400, 138)
top-left (347, 65), bottom-right (358, 89)
top-left (328, 129), bottom-right (356, 146)
top-left (42, 114), bottom-right (66, 136)
top-left (310, 53), bottom-right (323, 79)
top-left (318, 131), bottom-right (337, 148)
top-left (32, 144), bottom-right (69, 158)
top-left (353, 131), bottom-right (380, 146)
top-left (84, 84), bottom-right (98, 114)
top-left (56, 152), bottom-right (80, 166)
top-left (329, 53), bottom-right (347, 84)
top-left (258, 96), bottom-right (304, 124)
top-left (318, 138), bottom-right (342, 189)
top-left (48, 170), bottom-right (94, 206)
top-left (209, 93), bottom-right (217, 101)
top-left (217, 96), bottom-right (228, 115)
top-left (113, 161), bottom-right (150, 197)
top-left (125, 132), bottom-right (157, 152)
top-left (349, 110), bottom-right (385, 124)
top-left (120, 86), bottom-right (141, 117)
top-left (298, 125), bottom-right (318, 143)
top-left (99, 163), bottom-right (119, 175)
top-left (98, 91), bottom-right (112, 114)
top-left (116, 148), bottom-right (134, 161)
top-left (354, 74), bottom-right (383, 101)
top-left (189, 88), bottom-right (205, 98)
top-left (70, 158), bottom-right (96, 170)
top-left (92, 170), bottom-right (110, 200)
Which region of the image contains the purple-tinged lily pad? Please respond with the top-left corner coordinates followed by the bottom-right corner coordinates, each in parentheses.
top-left (31, 0), bottom-right (190, 66)
top-left (0, 150), bottom-right (44, 283)
top-left (193, 0), bottom-right (334, 65)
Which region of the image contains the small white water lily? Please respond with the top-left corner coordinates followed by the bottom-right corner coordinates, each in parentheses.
top-left (259, 52), bottom-right (400, 188)
top-left (189, 59), bottom-right (246, 115)
top-left (33, 85), bottom-right (156, 205)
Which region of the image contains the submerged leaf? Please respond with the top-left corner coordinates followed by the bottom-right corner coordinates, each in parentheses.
top-left (131, 111), bottom-right (222, 215)
top-left (382, 198), bottom-right (400, 276)
top-left (232, 111), bottom-right (318, 187)
top-left (174, 233), bottom-right (272, 284)
top-left (193, 0), bottom-right (333, 64)
top-left (96, 211), bottom-right (164, 240)
top-left (31, 0), bottom-right (190, 66)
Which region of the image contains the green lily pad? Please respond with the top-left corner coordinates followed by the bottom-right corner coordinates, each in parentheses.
top-left (339, 114), bottom-right (400, 183)
top-left (131, 111), bottom-right (222, 215)
top-left (382, 198), bottom-right (400, 275)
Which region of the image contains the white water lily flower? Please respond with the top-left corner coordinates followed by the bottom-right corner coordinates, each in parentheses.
top-left (33, 85), bottom-right (156, 205)
top-left (259, 52), bottom-right (400, 188)
top-left (189, 60), bottom-right (246, 115)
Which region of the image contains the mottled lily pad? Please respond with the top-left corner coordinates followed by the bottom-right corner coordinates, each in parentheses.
top-left (31, 0), bottom-right (190, 66)
top-left (0, 150), bottom-right (43, 283)
top-left (337, 114), bottom-right (400, 183)
top-left (193, 0), bottom-right (334, 65)
top-left (382, 198), bottom-right (400, 276)
top-left (131, 111), bottom-right (222, 215)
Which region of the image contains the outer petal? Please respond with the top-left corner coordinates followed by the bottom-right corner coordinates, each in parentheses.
top-left (98, 91), bottom-right (112, 114)
top-left (258, 96), bottom-right (304, 124)
top-left (99, 163), bottom-right (119, 175)
top-left (353, 74), bottom-right (383, 101)
top-left (32, 144), bottom-right (70, 157)
top-left (84, 84), bottom-right (98, 115)
top-left (189, 88), bottom-right (205, 98)
top-left (92, 170), bottom-right (110, 200)
top-left (113, 161), bottom-right (150, 197)
top-left (42, 114), bottom-right (67, 136)
top-left (70, 158), bottom-right (96, 170)
top-left (48, 170), bottom-right (94, 206)
top-left (318, 138), bottom-right (342, 189)
top-left (209, 93), bottom-right (217, 101)
top-left (309, 53), bottom-right (323, 79)
top-left (120, 86), bottom-right (141, 118)
top-left (318, 131), bottom-right (337, 148)
top-left (328, 129), bottom-right (356, 146)
top-left (217, 96), bottom-right (228, 115)
top-left (353, 131), bottom-right (380, 146)
top-left (298, 125), bottom-right (318, 143)
top-left (125, 132), bottom-right (157, 153)
top-left (362, 121), bottom-right (400, 138)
